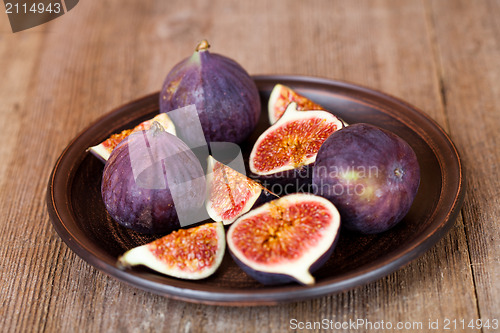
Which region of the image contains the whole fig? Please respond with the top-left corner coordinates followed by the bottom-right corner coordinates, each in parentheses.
top-left (160, 40), bottom-right (261, 145)
top-left (101, 122), bottom-right (206, 234)
top-left (118, 221), bottom-right (226, 280)
top-left (312, 123), bottom-right (420, 234)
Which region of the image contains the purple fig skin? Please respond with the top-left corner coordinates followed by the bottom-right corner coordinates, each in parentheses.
top-left (227, 193), bottom-right (341, 286)
top-left (101, 127), bottom-right (206, 234)
top-left (229, 232), bottom-right (339, 285)
top-left (160, 41), bottom-right (261, 145)
top-left (312, 123), bottom-right (420, 234)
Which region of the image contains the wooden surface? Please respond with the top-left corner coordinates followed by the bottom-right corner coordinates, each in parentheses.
top-left (0, 0), bottom-right (498, 332)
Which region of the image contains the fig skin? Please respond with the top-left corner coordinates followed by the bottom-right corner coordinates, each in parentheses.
top-left (268, 83), bottom-right (326, 124)
top-left (160, 40), bottom-right (261, 145)
top-left (101, 123), bottom-right (206, 234)
top-left (227, 193), bottom-right (341, 285)
top-left (312, 123), bottom-right (420, 234)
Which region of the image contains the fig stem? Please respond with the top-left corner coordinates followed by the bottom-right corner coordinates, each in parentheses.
top-left (394, 168), bottom-right (404, 178)
top-left (150, 121), bottom-right (165, 136)
top-left (196, 39), bottom-right (210, 52)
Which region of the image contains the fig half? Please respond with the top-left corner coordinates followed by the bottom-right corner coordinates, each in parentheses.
top-left (88, 113), bottom-right (176, 162)
top-left (250, 102), bottom-right (344, 177)
top-left (118, 221), bottom-right (225, 280)
top-left (205, 155), bottom-right (277, 225)
top-left (227, 193), bottom-right (341, 285)
top-left (268, 84), bottom-right (325, 124)
top-left (160, 40), bottom-right (261, 145)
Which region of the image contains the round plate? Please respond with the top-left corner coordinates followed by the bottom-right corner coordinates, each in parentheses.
top-left (46, 75), bottom-right (465, 305)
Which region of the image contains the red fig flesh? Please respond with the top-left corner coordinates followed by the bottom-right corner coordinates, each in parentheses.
top-left (227, 193), bottom-right (341, 285)
top-left (160, 40), bottom-right (261, 145)
top-left (118, 222), bottom-right (225, 280)
top-left (250, 102), bottom-right (344, 176)
top-left (205, 155), bottom-right (277, 225)
top-left (89, 113), bottom-right (176, 162)
top-left (268, 84), bottom-right (326, 124)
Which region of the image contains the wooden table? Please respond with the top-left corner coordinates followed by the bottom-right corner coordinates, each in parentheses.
top-left (1, 0), bottom-right (498, 332)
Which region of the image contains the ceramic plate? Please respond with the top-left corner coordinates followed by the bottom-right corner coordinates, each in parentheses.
top-left (47, 75), bottom-right (465, 305)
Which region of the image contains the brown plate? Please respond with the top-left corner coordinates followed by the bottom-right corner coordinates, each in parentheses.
top-left (46, 75), bottom-right (465, 306)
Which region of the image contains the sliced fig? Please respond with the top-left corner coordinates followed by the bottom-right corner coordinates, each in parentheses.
top-left (268, 84), bottom-right (325, 124)
top-left (118, 221), bottom-right (225, 280)
top-left (227, 193), bottom-right (341, 285)
top-left (250, 102), bottom-right (344, 177)
top-left (101, 122), bottom-right (205, 234)
top-left (160, 40), bottom-right (261, 145)
top-left (205, 155), bottom-right (277, 225)
top-left (89, 113), bottom-right (176, 162)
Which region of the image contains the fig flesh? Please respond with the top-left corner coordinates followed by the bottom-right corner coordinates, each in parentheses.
top-left (160, 40), bottom-right (261, 145)
top-left (250, 102), bottom-right (344, 177)
top-left (89, 113), bottom-right (176, 162)
top-left (227, 193), bottom-right (341, 285)
top-left (205, 155), bottom-right (278, 225)
top-left (312, 123), bottom-right (420, 234)
top-left (101, 122), bottom-right (206, 234)
top-left (268, 84), bottom-right (325, 124)
top-left (118, 221), bottom-right (225, 280)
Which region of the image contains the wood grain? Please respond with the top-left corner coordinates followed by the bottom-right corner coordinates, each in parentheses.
top-left (0, 0), bottom-right (498, 332)
top-left (428, 0), bottom-right (500, 323)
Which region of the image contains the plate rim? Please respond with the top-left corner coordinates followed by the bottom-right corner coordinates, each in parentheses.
top-left (46, 75), bottom-right (465, 306)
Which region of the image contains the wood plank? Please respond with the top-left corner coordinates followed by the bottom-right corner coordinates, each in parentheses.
top-left (428, 0), bottom-right (500, 323)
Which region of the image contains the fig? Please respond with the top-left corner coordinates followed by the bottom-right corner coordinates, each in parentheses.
top-left (205, 155), bottom-right (277, 225)
top-left (249, 102), bottom-right (344, 191)
top-left (227, 193), bottom-right (341, 285)
top-left (101, 122), bottom-right (206, 234)
top-left (118, 221), bottom-right (225, 280)
top-left (312, 123), bottom-right (420, 234)
top-left (268, 84), bottom-right (325, 124)
top-left (89, 113), bottom-right (176, 162)
top-left (160, 39), bottom-right (261, 145)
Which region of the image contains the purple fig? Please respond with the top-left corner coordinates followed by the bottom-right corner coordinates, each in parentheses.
top-left (227, 193), bottom-right (341, 285)
top-left (101, 122), bottom-right (206, 234)
top-left (160, 39), bottom-right (261, 145)
top-left (312, 123), bottom-right (420, 234)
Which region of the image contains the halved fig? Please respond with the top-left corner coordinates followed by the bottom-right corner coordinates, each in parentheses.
top-left (118, 221), bottom-right (225, 280)
top-left (268, 84), bottom-right (325, 124)
top-left (227, 193), bottom-right (341, 285)
top-left (250, 102), bottom-right (344, 177)
top-left (205, 155), bottom-right (277, 225)
top-left (89, 113), bottom-right (176, 162)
